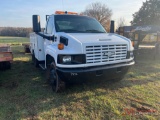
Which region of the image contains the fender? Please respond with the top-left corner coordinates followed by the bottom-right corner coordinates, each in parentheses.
top-left (45, 46), bottom-right (57, 68)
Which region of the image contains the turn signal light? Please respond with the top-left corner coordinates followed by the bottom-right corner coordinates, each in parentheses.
top-left (131, 41), bottom-right (134, 47)
top-left (58, 43), bottom-right (64, 50)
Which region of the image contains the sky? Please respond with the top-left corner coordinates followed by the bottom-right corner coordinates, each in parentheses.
top-left (0, 0), bottom-right (146, 27)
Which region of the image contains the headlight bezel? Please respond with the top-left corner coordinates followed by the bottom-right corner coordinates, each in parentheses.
top-left (126, 51), bottom-right (134, 59)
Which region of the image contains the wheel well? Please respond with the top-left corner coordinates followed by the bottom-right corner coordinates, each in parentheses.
top-left (46, 55), bottom-right (55, 66)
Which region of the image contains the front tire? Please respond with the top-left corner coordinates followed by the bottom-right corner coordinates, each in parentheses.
top-left (48, 62), bottom-right (65, 93)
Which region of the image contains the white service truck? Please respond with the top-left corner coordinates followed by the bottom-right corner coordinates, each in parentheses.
top-left (30, 11), bottom-right (134, 92)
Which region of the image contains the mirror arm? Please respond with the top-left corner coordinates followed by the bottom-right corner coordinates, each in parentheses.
top-left (35, 32), bottom-right (54, 41)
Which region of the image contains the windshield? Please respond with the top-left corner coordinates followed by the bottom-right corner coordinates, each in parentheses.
top-left (55, 15), bottom-right (106, 33)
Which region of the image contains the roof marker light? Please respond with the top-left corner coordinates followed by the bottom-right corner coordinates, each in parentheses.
top-left (55, 11), bottom-right (78, 15)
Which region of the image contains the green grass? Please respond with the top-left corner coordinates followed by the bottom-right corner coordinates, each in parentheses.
top-left (0, 37), bottom-right (160, 120)
top-left (0, 36), bottom-right (29, 45)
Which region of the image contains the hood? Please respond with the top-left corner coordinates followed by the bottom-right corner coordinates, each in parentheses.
top-left (56, 32), bottom-right (132, 53)
top-left (65, 33), bottom-right (130, 45)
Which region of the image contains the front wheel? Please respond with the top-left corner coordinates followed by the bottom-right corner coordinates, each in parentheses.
top-left (48, 62), bottom-right (65, 93)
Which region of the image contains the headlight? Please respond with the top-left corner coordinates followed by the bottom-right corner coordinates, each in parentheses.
top-left (58, 54), bottom-right (86, 64)
top-left (62, 56), bottom-right (71, 63)
top-left (130, 51), bottom-right (134, 58)
top-left (126, 51), bottom-right (134, 59)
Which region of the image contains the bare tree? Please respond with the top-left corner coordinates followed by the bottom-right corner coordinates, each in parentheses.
top-left (117, 17), bottom-right (126, 29)
top-left (82, 2), bottom-right (112, 31)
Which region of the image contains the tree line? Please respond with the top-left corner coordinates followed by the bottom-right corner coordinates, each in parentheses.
top-left (0, 27), bottom-right (32, 37)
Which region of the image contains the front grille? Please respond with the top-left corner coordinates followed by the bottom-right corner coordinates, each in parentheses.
top-left (85, 44), bottom-right (127, 64)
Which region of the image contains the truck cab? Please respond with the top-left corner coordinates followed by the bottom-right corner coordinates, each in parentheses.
top-left (30, 11), bottom-right (134, 92)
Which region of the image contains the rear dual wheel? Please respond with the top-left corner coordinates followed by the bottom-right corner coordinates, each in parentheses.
top-left (47, 62), bottom-right (65, 93)
top-left (32, 53), bottom-right (39, 67)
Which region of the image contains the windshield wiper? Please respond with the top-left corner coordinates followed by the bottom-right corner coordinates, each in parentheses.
top-left (86, 29), bottom-right (106, 33)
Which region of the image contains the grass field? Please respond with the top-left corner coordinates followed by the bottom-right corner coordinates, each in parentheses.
top-left (0, 37), bottom-right (160, 120)
top-left (0, 36), bottom-right (29, 45)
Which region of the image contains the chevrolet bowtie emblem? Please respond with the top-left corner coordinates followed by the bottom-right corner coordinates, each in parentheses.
top-left (103, 51), bottom-right (115, 57)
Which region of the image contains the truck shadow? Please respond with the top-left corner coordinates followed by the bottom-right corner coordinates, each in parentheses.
top-left (65, 71), bottom-right (159, 93)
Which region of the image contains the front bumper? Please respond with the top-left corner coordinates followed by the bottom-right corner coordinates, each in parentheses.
top-left (56, 60), bottom-right (135, 81)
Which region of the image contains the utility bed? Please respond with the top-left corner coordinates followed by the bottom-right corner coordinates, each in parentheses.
top-left (0, 44), bottom-right (13, 70)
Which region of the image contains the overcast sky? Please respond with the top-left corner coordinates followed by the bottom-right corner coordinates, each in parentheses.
top-left (0, 0), bottom-right (145, 27)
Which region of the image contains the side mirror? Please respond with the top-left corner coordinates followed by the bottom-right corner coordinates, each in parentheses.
top-left (32, 15), bottom-right (41, 32)
top-left (110, 20), bottom-right (115, 33)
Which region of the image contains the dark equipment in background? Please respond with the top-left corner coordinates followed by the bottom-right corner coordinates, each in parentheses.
top-left (117, 25), bottom-right (160, 60)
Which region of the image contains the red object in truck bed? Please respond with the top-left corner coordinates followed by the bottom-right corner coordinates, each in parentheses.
top-left (0, 45), bottom-right (13, 62)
